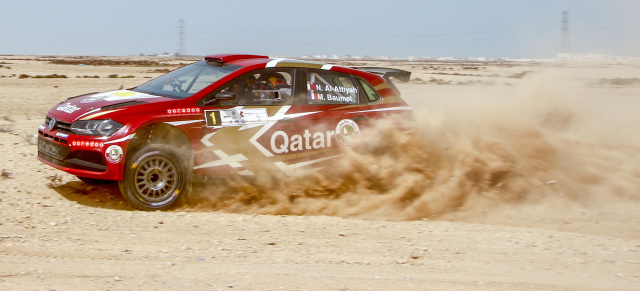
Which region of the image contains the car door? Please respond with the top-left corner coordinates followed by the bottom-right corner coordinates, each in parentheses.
top-left (284, 68), bottom-right (373, 173)
top-left (194, 68), bottom-right (305, 176)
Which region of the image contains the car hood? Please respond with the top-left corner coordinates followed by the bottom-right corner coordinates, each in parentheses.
top-left (47, 90), bottom-right (176, 122)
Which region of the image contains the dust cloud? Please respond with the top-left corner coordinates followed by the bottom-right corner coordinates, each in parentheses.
top-left (184, 69), bottom-right (640, 220)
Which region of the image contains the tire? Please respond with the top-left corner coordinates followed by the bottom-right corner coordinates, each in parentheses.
top-left (77, 176), bottom-right (114, 185)
top-left (118, 144), bottom-right (190, 211)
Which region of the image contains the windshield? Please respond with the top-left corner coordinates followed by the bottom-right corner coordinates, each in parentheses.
top-left (133, 61), bottom-right (241, 99)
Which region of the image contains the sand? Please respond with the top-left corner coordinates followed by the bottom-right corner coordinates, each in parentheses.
top-left (0, 55), bottom-right (639, 290)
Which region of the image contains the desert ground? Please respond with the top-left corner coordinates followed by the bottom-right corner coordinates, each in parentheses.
top-left (1, 55), bottom-right (640, 290)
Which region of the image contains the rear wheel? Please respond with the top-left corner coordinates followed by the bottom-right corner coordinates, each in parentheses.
top-left (118, 144), bottom-right (189, 211)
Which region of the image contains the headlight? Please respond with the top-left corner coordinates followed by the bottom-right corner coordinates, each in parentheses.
top-left (70, 120), bottom-right (124, 136)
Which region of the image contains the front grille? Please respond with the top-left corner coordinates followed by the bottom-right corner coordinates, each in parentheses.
top-left (45, 116), bottom-right (72, 134)
top-left (38, 131), bottom-right (68, 144)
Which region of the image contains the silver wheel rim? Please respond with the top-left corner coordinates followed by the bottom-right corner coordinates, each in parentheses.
top-left (133, 156), bottom-right (178, 203)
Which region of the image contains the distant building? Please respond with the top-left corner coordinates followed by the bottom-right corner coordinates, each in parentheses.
top-left (557, 53), bottom-right (621, 60)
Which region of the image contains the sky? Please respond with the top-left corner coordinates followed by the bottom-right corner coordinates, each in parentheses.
top-left (2, 0), bottom-right (640, 59)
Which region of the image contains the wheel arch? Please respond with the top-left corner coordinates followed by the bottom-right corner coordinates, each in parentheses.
top-left (127, 123), bottom-right (193, 168)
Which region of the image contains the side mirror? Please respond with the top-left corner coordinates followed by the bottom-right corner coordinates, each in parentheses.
top-left (202, 90), bottom-right (235, 106)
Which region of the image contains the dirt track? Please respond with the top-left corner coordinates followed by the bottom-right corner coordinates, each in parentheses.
top-left (1, 56), bottom-right (639, 290)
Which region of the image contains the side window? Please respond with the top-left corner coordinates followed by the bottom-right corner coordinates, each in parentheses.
top-left (306, 70), bottom-right (360, 105)
top-left (216, 69), bottom-right (294, 106)
top-left (358, 79), bottom-right (382, 103)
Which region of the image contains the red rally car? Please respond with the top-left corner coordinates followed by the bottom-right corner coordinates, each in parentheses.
top-left (37, 54), bottom-right (412, 210)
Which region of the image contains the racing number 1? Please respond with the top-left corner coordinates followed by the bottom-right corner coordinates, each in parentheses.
top-left (205, 110), bottom-right (222, 127)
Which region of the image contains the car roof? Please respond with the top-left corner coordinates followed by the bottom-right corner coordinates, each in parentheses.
top-left (203, 54), bottom-right (380, 81)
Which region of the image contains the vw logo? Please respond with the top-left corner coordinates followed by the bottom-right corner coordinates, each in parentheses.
top-left (48, 117), bottom-right (57, 131)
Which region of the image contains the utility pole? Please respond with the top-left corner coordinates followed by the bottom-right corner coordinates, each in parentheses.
top-left (177, 19), bottom-right (185, 56)
top-left (561, 11), bottom-right (570, 53)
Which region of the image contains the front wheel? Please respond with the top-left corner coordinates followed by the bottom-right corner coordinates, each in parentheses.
top-left (118, 144), bottom-right (189, 211)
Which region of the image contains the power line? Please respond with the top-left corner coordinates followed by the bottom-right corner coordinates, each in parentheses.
top-left (189, 33), bottom-right (556, 47)
top-left (573, 17), bottom-right (640, 23)
top-left (1, 15), bottom-right (636, 56)
top-left (188, 26), bottom-right (557, 40)
top-left (186, 18), bottom-right (556, 33)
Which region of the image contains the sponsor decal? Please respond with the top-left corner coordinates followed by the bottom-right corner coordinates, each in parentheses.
top-left (270, 129), bottom-right (335, 154)
top-left (39, 125), bottom-right (46, 131)
top-left (71, 140), bottom-right (105, 148)
top-left (205, 108), bottom-right (267, 127)
top-left (335, 119), bottom-right (360, 147)
top-left (80, 97), bottom-right (103, 103)
top-left (38, 138), bottom-right (60, 157)
top-left (38, 137), bottom-right (69, 159)
top-left (167, 107), bottom-right (201, 114)
top-left (56, 103), bottom-right (81, 114)
top-left (270, 119), bottom-right (360, 154)
top-left (56, 132), bottom-right (69, 138)
top-left (269, 119), bottom-right (360, 154)
top-left (84, 90), bottom-right (157, 102)
top-left (105, 145), bottom-right (123, 164)
top-left (112, 91), bottom-right (136, 98)
top-left (267, 119), bottom-right (359, 155)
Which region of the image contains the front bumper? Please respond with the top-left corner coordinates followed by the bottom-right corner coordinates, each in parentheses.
top-left (37, 125), bottom-right (124, 180)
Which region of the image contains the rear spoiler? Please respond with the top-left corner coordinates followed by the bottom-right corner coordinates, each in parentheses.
top-left (353, 67), bottom-right (411, 82)
top-left (354, 67), bottom-right (411, 95)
